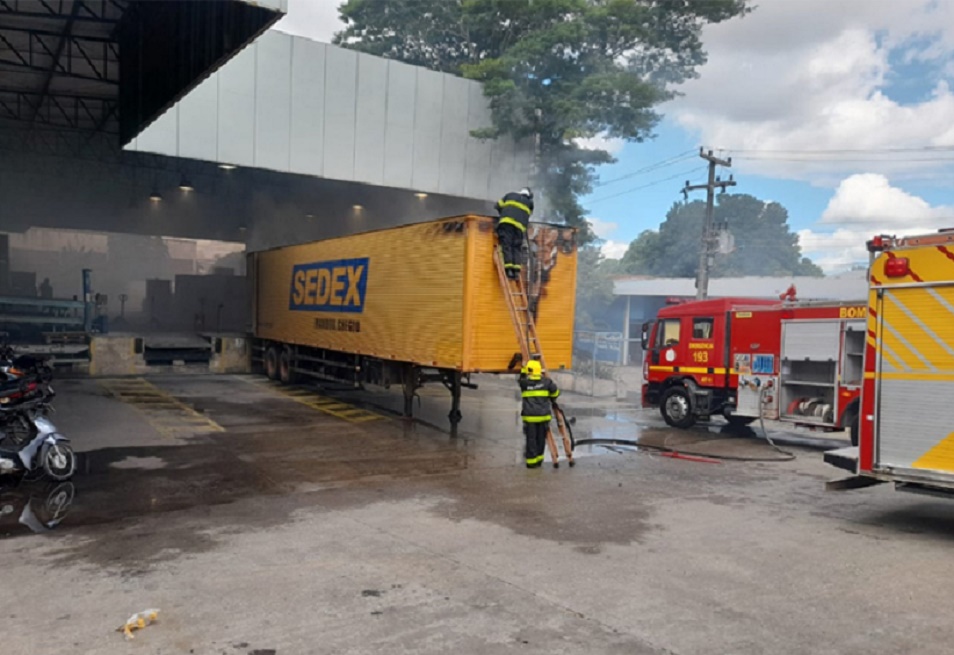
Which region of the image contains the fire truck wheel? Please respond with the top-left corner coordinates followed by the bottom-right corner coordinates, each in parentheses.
top-left (661, 386), bottom-right (696, 429)
top-left (850, 415), bottom-right (859, 447)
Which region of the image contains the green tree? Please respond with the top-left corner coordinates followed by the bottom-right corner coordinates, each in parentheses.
top-left (620, 194), bottom-right (823, 277)
top-left (575, 245), bottom-right (617, 329)
top-left (335, 0), bottom-right (749, 242)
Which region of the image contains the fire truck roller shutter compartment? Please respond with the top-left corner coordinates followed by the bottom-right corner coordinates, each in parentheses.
top-left (780, 320), bottom-right (841, 425)
top-left (875, 285), bottom-right (954, 475)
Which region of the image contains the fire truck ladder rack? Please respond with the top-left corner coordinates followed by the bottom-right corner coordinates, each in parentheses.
top-left (493, 246), bottom-right (574, 468)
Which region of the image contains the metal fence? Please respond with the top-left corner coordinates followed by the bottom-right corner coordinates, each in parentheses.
top-left (566, 331), bottom-right (623, 397)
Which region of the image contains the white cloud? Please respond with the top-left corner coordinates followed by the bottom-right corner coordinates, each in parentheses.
top-left (274, 0), bottom-right (342, 44)
top-left (586, 217), bottom-right (628, 259)
top-left (820, 173), bottom-right (949, 224)
top-left (799, 174), bottom-right (954, 272)
top-left (670, 0), bottom-right (954, 183)
top-left (601, 240), bottom-right (629, 260)
top-left (587, 218), bottom-right (619, 239)
top-left (575, 134), bottom-right (625, 155)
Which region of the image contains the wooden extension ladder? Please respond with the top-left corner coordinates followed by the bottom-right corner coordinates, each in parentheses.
top-left (493, 246), bottom-right (574, 468)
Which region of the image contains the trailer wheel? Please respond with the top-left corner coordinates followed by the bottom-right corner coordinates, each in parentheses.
top-left (661, 386), bottom-right (695, 429)
top-left (279, 347), bottom-right (297, 385)
top-left (264, 346), bottom-right (280, 381)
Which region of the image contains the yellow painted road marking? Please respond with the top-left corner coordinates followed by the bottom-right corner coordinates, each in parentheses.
top-left (100, 378), bottom-right (224, 438)
top-left (244, 377), bottom-right (384, 424)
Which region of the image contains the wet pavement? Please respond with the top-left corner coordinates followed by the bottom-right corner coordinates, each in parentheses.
top-left (2, 374), bottom-right (954, 654)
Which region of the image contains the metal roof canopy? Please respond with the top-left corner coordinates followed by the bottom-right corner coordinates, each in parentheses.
top-left (0, 0), bottom-right (283, 143)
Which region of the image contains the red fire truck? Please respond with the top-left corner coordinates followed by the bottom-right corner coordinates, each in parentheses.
top-left (825, 231), bottom-right (954, 495)
top-left (641, 296), bottom-right (867, 438)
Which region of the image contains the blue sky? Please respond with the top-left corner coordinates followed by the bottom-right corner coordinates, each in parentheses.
top-left (575, 0), bottom-right (954, 271)
top-left (278, 0), bottom-right (954, 274)
top-left (580, 121), bottom-right (839, 260)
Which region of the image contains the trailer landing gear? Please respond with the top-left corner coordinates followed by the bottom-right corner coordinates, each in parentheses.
top-left (401, 366), bottom-right (475, 430)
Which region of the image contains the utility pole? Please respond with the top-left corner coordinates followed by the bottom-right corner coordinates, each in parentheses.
top-left (683, 148), bottom-right (736, 300)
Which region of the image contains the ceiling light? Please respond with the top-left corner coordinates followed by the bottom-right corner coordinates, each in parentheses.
top-left (149, 189), bottom-right (162, 202)
top-left (415, 192), bottom-right (428, 199)
top-left (219, 163), bottom-right (237, 171)
top-left (352, 204), bottom-right (363, 211)
top-left (178, 174), bottom-right (194, 192)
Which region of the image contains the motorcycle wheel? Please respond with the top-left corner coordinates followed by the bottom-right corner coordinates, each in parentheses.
top-left (41, 443), bottom-right (76, 481)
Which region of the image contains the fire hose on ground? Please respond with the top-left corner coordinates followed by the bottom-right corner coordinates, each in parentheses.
top-left (563, 385), bottom-right (797, 463)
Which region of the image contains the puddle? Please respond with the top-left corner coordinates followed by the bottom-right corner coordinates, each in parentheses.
top-left (0, 478), bottom-right (75, 538)
top-left (572, 442), bottom-right (641, 458)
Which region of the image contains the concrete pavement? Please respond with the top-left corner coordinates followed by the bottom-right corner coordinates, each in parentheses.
top-left (1, 375), bottom-right (951, 654)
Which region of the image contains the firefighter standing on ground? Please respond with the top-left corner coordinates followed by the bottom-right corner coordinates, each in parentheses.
top-left (495, 188), bottom-right (533, 279)
top-left (520, 360), bottom-right (560, 468)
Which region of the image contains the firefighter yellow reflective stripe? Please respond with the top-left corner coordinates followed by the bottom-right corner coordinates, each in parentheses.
top-left (498, 217), bottom-right (527, 231)
top-left (526, 455), bottom-right (544, 465)
top-left (912, 431), bottom-right (954, 473)
top-left (522, 415), bottom-right (552, 422)
top-left (499, 200), bottom-right (531, 214)
top-left (551, 389), bottom-right (560, 398)
top-left (522, 390), bottom-right (550, 397)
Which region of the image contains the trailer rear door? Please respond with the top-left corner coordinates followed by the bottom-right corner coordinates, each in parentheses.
top-left (875, 284), bottom-right (954, 476)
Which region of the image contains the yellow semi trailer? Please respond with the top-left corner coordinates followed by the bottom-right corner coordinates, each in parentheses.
top-left (248, 215), bottom-right (578, 423)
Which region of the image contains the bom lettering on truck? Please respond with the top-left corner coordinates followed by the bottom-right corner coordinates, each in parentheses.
top-left (838, 306), bottom-right (866, 319)
top-left (289, 257), bottom-right (369, 313)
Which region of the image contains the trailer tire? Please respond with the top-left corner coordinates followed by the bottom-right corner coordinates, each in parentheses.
top-left (279, 347), bottom-right (297, 385)
top-left (264, 346), bottom-right (280, 381)
top-left (661, 386), bottom-right (696, 429)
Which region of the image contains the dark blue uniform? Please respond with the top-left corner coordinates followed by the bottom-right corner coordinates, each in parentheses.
top-left (519, 374), bottom-right (560, 468)
top-left (495, 191), bottom-right (533, 279)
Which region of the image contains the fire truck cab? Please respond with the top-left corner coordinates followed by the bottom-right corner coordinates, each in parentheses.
top-left (642, 296), bottom-right (866, 436)
top-left (826, 231), bottom-right (954, 496)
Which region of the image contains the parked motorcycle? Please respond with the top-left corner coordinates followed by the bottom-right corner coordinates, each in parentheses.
top-left (0, 384), bottom-right (75, 481)
top-left (0, 339), bottom-right (53, 383)
top-left (0, 479), bottom-right (75, 535)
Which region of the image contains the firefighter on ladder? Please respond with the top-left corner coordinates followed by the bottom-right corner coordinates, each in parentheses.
top-left (520, 359), bottom-right (560, 468)
top-left (495, 188), bottom-right (534, 279)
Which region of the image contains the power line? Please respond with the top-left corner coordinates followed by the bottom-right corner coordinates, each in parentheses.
top-left (732, 155), bottom-right (954, 163)
top-left (719, 145), bottom-right (954, 154)
top-left (593, 149), bottom-right (697, 188)
top-left (587, 165), bottom-right (708, 205)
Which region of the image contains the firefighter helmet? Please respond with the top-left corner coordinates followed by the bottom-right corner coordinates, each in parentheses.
top-left (525, 360), bottom-right (543, 377)
top-left (519, 187), bottom-right (533, 200)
